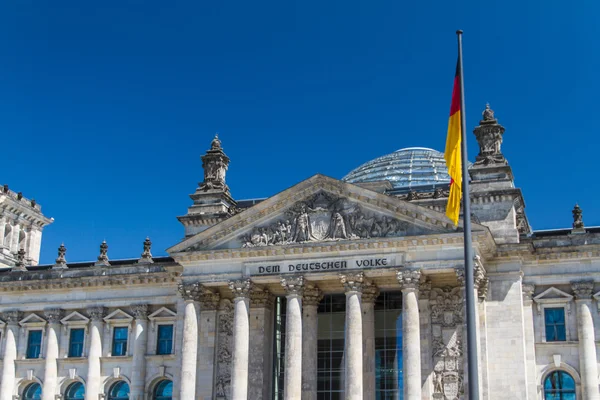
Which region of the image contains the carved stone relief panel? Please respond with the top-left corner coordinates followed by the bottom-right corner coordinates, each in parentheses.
top-left (240, 191), bottom-right (430, 247)
top-left (214, 300), bottom-right (234, 400)
top-left (430, 287), bottom-right (464, 400)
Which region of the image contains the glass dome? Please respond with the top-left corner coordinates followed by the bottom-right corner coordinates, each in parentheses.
top-left (342, 147), bottom-right (451, 191)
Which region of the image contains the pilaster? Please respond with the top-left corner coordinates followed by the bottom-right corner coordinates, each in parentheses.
top-left (249, 288), bottom-right (275, 400)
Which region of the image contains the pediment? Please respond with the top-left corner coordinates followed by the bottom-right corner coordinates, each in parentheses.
top-left (534, 287), bottom-right (573, 302)
top-left (61, 311), bottom-right (90, 325)
top-left (148, 307), bottom-right (177, 320)
top-left (169, 174), bottom-right (487, 254)
top-left (103, 309), bottom-right (133, 323)
top-left (20, 313), bottom-right (47, 326)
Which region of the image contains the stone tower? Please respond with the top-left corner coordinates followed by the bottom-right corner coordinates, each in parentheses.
top-left (0, 185), bottom-right (53, 267)
top-left (469, 104), bottom-right (531, 243)
top-left (178, 135), bottom-right (237, 237)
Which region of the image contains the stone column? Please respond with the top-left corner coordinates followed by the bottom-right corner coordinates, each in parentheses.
top-left (197, 288), bottom-right (220, 400)
top-left (229, 279), bottom-right (252, 400)
top-left (340, 272), bottom-right (364, 400)
top-left (0, 218), bottom-right (6, 248)
top-left (361, 282), bottom-right (379, 400)
top-left (249, 288), bottom-right (275, 400)
top-left (280, 276), bottom-right (304, 400)
top-left (397, 270), bottom-right (422, 400)
top-left (42, 309), bottom-right (63, 400)
top-left (572, 280), bottom-right (600, 400)
top-left (0, 311), bottom-right (21, 400)
top-left (85, 307), bottom-right (106, 400)
top-left (522, 283), bottom-right (538, 400)
top-left (10, 223), bottom-right (20, 253)
top-left (130, 304), bottom-right (149, 400)
top-left (302, 284), bottom-right (323, 400)
top-left (178, 283), bottom-right (200, 400)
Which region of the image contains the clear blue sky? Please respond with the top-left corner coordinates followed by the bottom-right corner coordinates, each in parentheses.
top-left (2, 1), bottom-right (598, 264)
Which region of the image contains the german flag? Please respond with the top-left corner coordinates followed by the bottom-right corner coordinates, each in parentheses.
top-left (444, 60), bottom-right (462, 226)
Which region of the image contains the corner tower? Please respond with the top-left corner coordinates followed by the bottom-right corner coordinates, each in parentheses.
top-left (0, 185), bottom-right (53, 267)
top-left (178, 135), bottom-right (237, 237)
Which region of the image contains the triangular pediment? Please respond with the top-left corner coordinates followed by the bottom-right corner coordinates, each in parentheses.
top-left (148, 307), bottom-right (177, 320)
top-left (19, 313), bottom-right (47, 326)
top-left (61, 311), bottom-right (90, 325)
top-left (169, 174), bottom-right (488, 254)
top-left (534, 287), bottom-right (573, 302)
top-left (103, 309), bottom-right (133, 323)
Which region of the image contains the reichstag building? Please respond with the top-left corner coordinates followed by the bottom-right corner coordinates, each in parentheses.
top-left (0, 105), bottom-right (596, 400)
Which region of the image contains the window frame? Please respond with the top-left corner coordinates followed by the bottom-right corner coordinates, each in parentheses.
top-left (543, 370), bottom-right (577, 400)
top-left (111, 326), bottom-right (129, 357)
top-left (68, 327), bottom-right (86, 358)
top-left (544, 307), bottom-right (567, 342)
top-left (102, 309), bottom-right (134, 357)
top-left (18, 313), bottom-right (47, 360)
top-left (60, 311), bottom-right (90, 359)
top-left (533, 287), bottom-right (573, 343)
top-left (148, 307), bottom-right (177, 356)
top-left (156, 324), bottom-right (174, 356)
top-left (26, 329), bottom-right (44, 359)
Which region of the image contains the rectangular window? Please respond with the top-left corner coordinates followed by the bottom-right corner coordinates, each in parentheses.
top-left (156, 325), bottom-right (174, 355)
top-left (545, 307), bottom-right (567, 341)
top-left (68, 328), bottom-right (85, 357)
top-left (112, 327), bottom-right (128, 356)
top-left (26, 330), bottom-right (43, 359)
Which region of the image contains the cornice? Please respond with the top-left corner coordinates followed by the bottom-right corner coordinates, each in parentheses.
top-left (0, 271), bottom-right (180, 293)
top-left (172, 230), bottom-right (495, 263)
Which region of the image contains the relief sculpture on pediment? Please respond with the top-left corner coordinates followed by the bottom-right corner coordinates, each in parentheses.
top-left (241, 192), bottom-right (412, 247)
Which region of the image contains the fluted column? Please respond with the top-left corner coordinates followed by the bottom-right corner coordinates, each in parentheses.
top-left (178, 283), bottom-right (200, 400)
top-left (572, 280), bottom-right (600, 400)
top-left (130, 304), bottom-right (149, 400)
top-left (85, 307), bottom-right (106, 400)
top-left (340, 272), bottom-right (365, 400)
top-left (0, 311), bottom-right (21, 400)
top-left (42, 309), bottom-right (63, 400)
top-left (280, 276), bottom-right (304, 400)
top-left (301, 284), bottom-right (323, 400)
top-left (229, 279), bottom-right (252, 400)
top-left (362, 282), bottom-right (379, 400)
top-left (397, 270), bottom-right (422, 400)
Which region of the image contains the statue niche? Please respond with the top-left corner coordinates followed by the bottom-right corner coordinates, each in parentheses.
top-left (241, 192), bottom-right (412, 247)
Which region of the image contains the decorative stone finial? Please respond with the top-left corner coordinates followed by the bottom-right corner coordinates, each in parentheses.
top-left (12, 248), bottom-right (27, 272)
top-left (572, 204), bottom-right (584, 231)
top-left (2, 184), bottom-right (8, 193)
top-left (482, 103), bottom-right (495, 122)
top-left (472, 103), bottom-right (507, 167)
top-left (94, 240), bottom-right (110, 267)
top-left (200, 135), bottom-right (230, 193)
top-left (53, 243), bottom-right (68, 269)
top-left (138, 237), bottom-right (154, 264)
top-left (211, 133), bottom-right (222, 150)
top-left (17, 192), bottom-right (23, 200)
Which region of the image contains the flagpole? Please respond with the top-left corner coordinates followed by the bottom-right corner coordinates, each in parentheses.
top-left (456, 29), bottom-right (480, 399)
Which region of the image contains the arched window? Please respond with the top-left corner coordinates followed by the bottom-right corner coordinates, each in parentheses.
top-left (544, 371), bottom-right (576, 400)
top-left (65, 382), bottom-right (85, 400)
top-left (23, 383), bottom-right (42, 400)
top-left (153, 380), bottom-right (173, 400)
top-left (108, 381), bottom-right (130, 400)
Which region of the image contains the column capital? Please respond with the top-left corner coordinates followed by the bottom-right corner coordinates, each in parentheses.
top-left (281, 275), bottom-right (304, 297)
top-left (199, 286), bottom-right (221, 310)
top-left (87, 306), bottom-right (107, 321)
top-left (361, 282), bottom-right (380, 304)
top-left (522, 283), bottom-right (535, 304)
top-left (178, 282), bottom-right (200, 301)
top-left (572, 280), bottom-right (594, 300)
top-left (229, 279), bottom-right (252, 299)
top-left (44, 308), bottom-right (64, 324)
top-left (2, 310), bottom-right (22, 325)
top-left (397, 269), bottom-right (421, 291)
top-left (131, 304), bottom-right (149, 320)
top-left (340, 272), bottom-right (365, 293)
top-left (250, 288), bottom-right (274, 308)
top-left (303, 284), bottom-right (324, 306)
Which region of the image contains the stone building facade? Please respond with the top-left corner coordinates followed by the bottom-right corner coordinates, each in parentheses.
top-left (0, 107), bottom-right (598, 400)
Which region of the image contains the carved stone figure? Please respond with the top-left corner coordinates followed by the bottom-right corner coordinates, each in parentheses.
top-left (572, 203), bottom-right (584, 230)
top-left (473, 103), bottom-right (507, 166)
top-left (292, 204), bottom-right (314, 242)
top-left (215, 301), bottom-right (234, 399)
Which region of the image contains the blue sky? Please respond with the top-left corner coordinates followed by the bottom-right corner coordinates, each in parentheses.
top-left (1, 1), bottom-right (598, 264)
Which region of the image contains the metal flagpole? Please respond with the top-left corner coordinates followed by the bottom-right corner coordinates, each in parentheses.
top-left (456, 29), bottom-right (480, 399)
